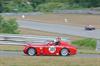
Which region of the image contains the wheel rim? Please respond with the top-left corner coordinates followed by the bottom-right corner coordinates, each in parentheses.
top-left (28, 48), bottom-right (35, 56)
top-left (61, 49), bottom-right (69, 56)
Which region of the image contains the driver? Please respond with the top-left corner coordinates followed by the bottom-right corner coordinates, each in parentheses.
top-left (47, 40), bottom-right (54, 45)
top-left (55, 37), bottom-right (61, 45)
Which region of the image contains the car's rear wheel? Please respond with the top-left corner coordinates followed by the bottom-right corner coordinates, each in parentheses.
top-left (60, 48), bottom-right (69, 56)
top-left (27, 48), bottom-right (36, 56)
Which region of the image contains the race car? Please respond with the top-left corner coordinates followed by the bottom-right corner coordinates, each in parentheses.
top-left (85, 25), bottom-right (95, 30)
top-left (23, 37), bottom-right (77, 56)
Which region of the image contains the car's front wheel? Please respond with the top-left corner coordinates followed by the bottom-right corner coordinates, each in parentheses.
top-left (27, 48), bottom-right (36, 56)
top-left (60, 48), bottom-right (69, 56)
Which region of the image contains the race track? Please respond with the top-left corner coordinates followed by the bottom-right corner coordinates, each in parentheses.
top-left (17, 20), bottom-right (100, 39)
top-left (0, 51), bottom-right (100, 58)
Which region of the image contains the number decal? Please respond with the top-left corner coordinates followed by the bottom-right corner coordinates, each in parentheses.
top-left (48, 46), bottom-right (56, 53)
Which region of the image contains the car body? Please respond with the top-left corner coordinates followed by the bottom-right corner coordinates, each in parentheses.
top-left (85, 25), bottom-right (95, 30)
top-left (23, 40), bottom-right (77, 56)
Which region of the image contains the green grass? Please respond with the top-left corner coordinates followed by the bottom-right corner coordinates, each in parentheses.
top-left (0, 45), bottom-right (23, 51)
top-left (78, 49), bottom-right (100, 54)
top-left (72, 38), bottom-right (96, 49)
top-left (0, 56), bottom-right (100, 66)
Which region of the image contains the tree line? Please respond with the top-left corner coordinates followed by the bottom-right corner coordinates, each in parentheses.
top-left (0, 0), bottom-right (100, 12)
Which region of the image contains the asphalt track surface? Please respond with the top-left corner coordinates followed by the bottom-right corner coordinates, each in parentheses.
top-left (17, 20), bottom-right (100, 39)
top-left (0, 51), bottom-right (100, 58)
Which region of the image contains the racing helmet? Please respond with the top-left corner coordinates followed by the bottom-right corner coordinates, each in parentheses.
top-left (56, 37), bottom-right (61, 41)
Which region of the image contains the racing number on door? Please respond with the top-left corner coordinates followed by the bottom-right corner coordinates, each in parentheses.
top-left (48, 46), bottom-right (56, 53)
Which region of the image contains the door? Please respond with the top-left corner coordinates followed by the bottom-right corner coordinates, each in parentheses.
top-left (43, 44), bottom-right (57, 55)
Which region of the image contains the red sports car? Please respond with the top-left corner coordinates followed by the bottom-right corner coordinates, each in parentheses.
top-left (23, 38), bottom-right (77, 56)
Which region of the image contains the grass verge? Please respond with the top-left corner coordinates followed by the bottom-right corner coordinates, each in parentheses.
top-left (78, 49), bottom-right (100, 54)
top-left (0, 56), bottom-right (100, 66)
top-left (0, 45), bottom-right (23, 51)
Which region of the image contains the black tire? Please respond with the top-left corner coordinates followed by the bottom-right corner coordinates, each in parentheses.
top-left (92, 28), bottom-right (95, 30)
top-left (60, 48), bottom-right (69, 56)
top-left (27, 48), bottom-right (36, 56)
